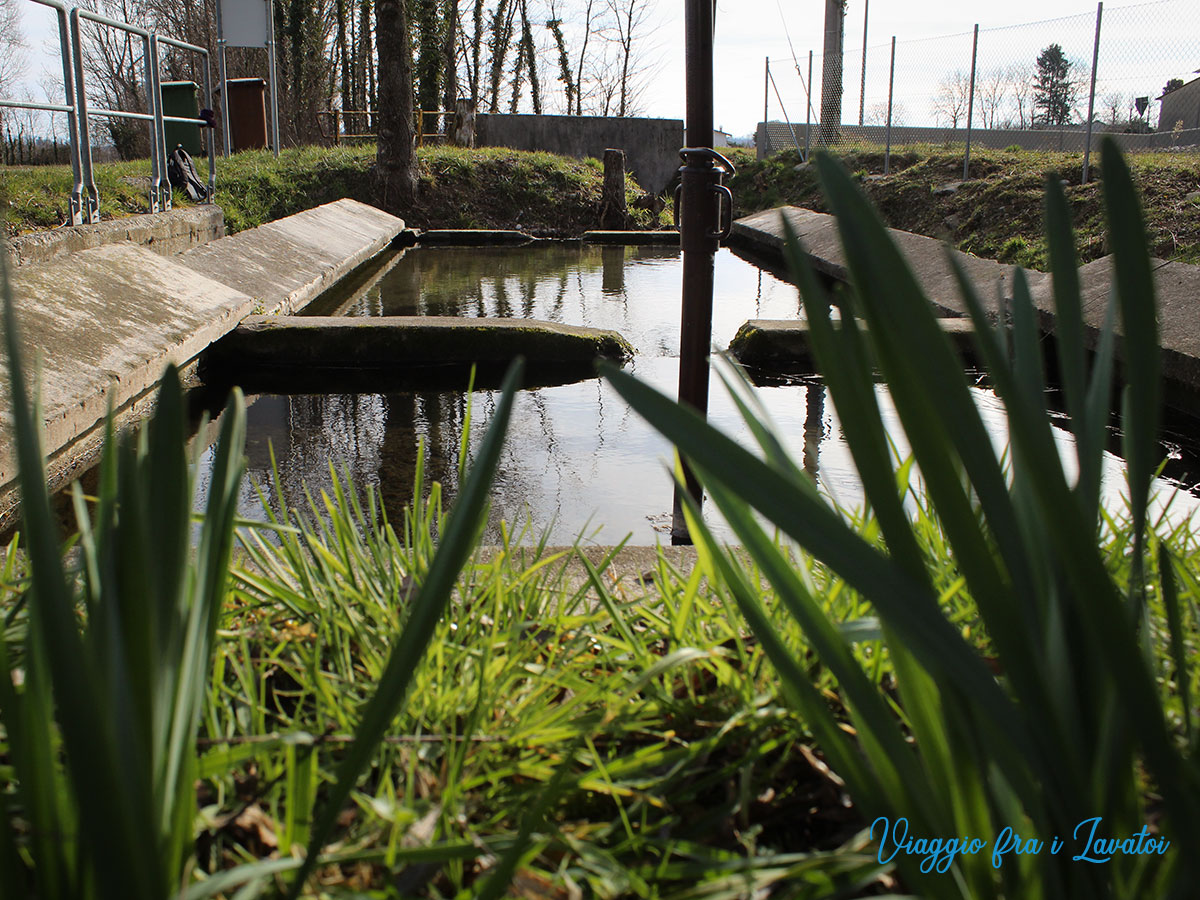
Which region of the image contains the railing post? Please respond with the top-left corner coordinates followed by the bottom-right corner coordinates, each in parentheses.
top-left (49, 0), bottom-right (85, 224)
top-left (1082, 2), bottom-right (1103, 184)
top-left (148, 35), bottom-right (170, 211)
top-left (964, 23), bottom-right (978, 181)
top-left (69, 8), bottom-right (99, 223)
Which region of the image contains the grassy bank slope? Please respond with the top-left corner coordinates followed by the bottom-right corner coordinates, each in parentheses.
top-left (728, 145), bottom-right (1200, 268)
top-left (1, 143), bottom-right (667, 237)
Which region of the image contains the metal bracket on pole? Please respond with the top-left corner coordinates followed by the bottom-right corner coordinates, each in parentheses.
top-left (964, 24), bottom-right (979, 181)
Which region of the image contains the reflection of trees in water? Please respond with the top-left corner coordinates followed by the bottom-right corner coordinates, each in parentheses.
top-left (241, 385), bottom-right (588, 541)
top-left (345, 244), bottom-right (676, 323)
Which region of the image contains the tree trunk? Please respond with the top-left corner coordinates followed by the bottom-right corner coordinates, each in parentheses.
top-left (818, 0), bottom-right (844, 145)
top-left (441, 0), bottom-right (458, 115)
top-left (376, 0), bottom-right (417, 212)
top-left (452, 97), bottom-right (475, 147)
top-left (599, 148), bottom-right (628, 229)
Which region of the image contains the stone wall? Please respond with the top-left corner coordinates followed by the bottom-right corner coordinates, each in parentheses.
top-left (7, 205), bottom-right (225, 268)
top-left (475, 114), bottom-right (684, 194)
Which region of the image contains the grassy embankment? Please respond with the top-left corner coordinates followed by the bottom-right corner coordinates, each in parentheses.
top-left (0, 143), bottom-right (669, 237)
top-left (727, 144), bottom-right (1200, 268)
top-left (5, 143), bottom-right (1198, 269)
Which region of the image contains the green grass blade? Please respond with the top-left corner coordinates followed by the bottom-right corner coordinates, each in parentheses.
top-left (288, 358), bottom-right (524, 898)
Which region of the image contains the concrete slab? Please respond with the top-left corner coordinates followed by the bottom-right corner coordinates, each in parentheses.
top-left (0, 243), bottom-right (256, 502)
top-left (732, 206), bottom-right (1200, 397)
top-left (0, 198), bottom-right (405, 529)
top-left (206, 314), bottom-right (634, 370)
top-left (418, 229), bottom-right (534, 245)
top-left (175, 199), bottom-right (404, 315)
top-left (729, 318), bottom-right (977, 373)
top-left (582, 231), bottom-right (679, 245)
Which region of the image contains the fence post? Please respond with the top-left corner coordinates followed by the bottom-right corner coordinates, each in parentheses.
top-left (804, 50), bottom-right (812, 161)
top-left (1082, 2), bottom-right (1103, 184)
top-left (763, 56), bottom-right (769, 128)
top-left (859, 0), bottom-right (868, 126)
top-left (884, 36), bottom-right (895, 175)
top-left (964, 23), bottom-right (979, 181)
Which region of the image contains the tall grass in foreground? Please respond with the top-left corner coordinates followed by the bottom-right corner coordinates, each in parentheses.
top-left (603, 137), bottom-right (1200, 898)
top-left (0, 235), bottom-right (524, 896)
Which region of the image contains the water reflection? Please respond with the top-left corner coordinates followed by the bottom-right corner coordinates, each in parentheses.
top-left (204, 245), bottom-right (1200, 545)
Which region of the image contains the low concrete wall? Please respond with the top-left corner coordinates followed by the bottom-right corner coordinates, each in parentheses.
top-left (476, 114), bottom-right (683, 194)
top-left (7, 205), bottom-right (225, 268)
top-left (0, 199), bottom-right (404, 531)
top-left (756, 121), bottom-right (1200, 157)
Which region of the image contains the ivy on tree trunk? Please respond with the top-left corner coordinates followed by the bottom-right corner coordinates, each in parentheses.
top-left (376, 0), bottom-right (417, 211)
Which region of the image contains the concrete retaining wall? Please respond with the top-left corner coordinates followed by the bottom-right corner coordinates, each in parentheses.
top-left (476, 114), bottom-right (683, 194)
top-left (7, 205), bottom-right (225, 268)
top-left (756, 121), bottom-right (1200, 157)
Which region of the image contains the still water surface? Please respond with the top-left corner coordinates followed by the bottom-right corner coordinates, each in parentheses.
top-left (202, 244), bottom-right (1200, 544)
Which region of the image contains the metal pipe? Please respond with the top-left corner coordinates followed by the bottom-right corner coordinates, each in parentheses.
top-left (884, 36), bottom-right (895, 175)
top-left (671, 0), bottom-right (720, 544)
top-left (1082, 2), bottom-right (1103, 184)
top-left (0, 100), bottom-right (73, 112)
top-left (804, 50), bottom-right (812, 161)
top-left (149, 34), bottom-right (170, 211)
top-left (267, 0), bottom-right (281, 156)
top-left (69, 8), bottom-right (99, 223)
top-left (763, 56), bottom-right (769, 128)
top-left (45, 0), bottom-right (86, 224)
top-left (964, 24), bottom-right (978, 181)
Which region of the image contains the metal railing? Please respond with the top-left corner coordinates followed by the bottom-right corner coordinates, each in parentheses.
top-left (0, 0), bottom-right (85, 223)
top-left (317, 108), bottom-right (455, 147)
top-left (0, 0), bottom-right (216, 225)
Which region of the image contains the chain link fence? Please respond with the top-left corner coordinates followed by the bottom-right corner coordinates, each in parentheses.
top-left (758, 0), bottom-right (1200, 176)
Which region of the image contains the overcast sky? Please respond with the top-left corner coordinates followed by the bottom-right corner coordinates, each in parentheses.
top-left (8, 0), bottom-right (1196, 138)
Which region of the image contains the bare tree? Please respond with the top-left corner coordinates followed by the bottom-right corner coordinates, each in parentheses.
top-left (1101, 90), bottom-right (1125, 126)
top-left (75, 0), bottom-right (155, 159)
top-left (932, 70), bottom-right (970, 129)
top-left (1007, 63), bottom-right (1034, 129)
top-left (0, 0), bottom-right (26, 101)
top-left (975, 68), bottom-right (1007, 129)
top-left (603, 0), bottom-right (653, 117)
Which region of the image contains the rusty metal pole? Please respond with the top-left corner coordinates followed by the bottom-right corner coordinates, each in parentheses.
top-left (672, 0), bottom-right (727, 544)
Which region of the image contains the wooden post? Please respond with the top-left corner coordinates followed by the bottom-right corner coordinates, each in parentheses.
top-left (600, 148), bottom-right (628, 229)
top-left (452, 98), bottom-right (475, 147)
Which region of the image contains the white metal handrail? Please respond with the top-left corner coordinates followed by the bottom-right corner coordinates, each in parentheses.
top-left (0, 0), bottom-right (218, 225)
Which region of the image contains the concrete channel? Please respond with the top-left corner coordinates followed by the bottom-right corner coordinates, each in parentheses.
top-left (3, 198), bottom-right (1199, 537)
top-left (726, 206), bottom-right (1200, 406)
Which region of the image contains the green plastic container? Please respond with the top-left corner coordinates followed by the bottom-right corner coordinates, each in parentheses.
top-left (160, 80), bottom-right (202, 157)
